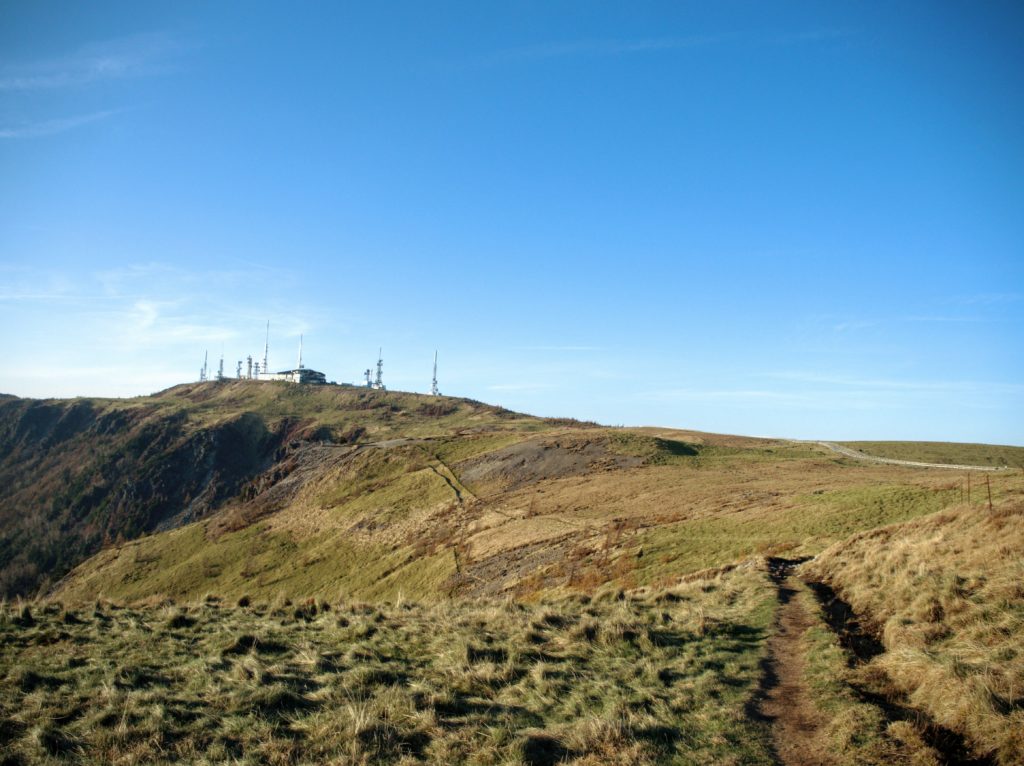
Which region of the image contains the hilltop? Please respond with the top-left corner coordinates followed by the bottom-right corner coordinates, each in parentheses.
top-left (0, 382), bottom-right (547, 597)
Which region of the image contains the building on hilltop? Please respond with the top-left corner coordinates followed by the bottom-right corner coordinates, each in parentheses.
top-left (253, 332), bottom-right (326, 384)
top-left (201, 325), bottom-right (328, 385)
top-left (257, 367), bottom-right (327, 384)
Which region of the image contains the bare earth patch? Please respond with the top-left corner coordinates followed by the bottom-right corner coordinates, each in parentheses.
top-left (759, 561), bottom-right (831, 766)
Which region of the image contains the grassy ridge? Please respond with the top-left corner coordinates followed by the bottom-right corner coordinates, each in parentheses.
top-left (55, 427), bottom-right (1023, 605)
top-left (841, 441), bottom-right (1024, 468)
top-left (1, 566), bottom-right (776, 765)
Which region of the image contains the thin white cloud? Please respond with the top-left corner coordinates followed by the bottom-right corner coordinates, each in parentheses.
top-left (487, 383), bottom-right (556, 392)
top-left (0, 33), bottom-right (185, 91)
top-left (759, 371), bottom-right (1024, 397)
top-left (949, 293), bottom-right (1023, 306)
top-left (496, 28), bottom-right (855, 62)
top-left (769, 29), bottom-right (854, 45)
top-left (498, 35), bottom-right (730, 61)
top-left (902, 315), bottom-right (985, 323)
top-left (519, 345), bottom-right (602, 352)
top-left (832, 320), bottom-right (876, 332)
top-left (0, 109), bottom-right (123, 139)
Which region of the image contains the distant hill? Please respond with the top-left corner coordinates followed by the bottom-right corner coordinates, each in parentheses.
top-left (840, 440), bottom-right (1024, 468)
top-left (0, 382), bottom-right (546, 597)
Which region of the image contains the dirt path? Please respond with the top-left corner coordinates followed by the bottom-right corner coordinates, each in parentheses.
top-left (811, 441), bottom-right (1001, 472)
top-left (759, 559), bottom-right (830, 766)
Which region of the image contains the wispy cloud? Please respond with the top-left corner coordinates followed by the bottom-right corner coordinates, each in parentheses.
top-left (498, 34), bottom-right (730, 62)
top-left (0, 109), bottom-right (123, 139)
top-left (0, 263), bottom-right (311, 354)
top-left (639, 376), bottom-right (1023, 414)
top-left (0, 33), bottom-right (184, 91)
top-left (949, 293), bottom-right (1023, 306)
top-left (496, 28), bottom-right (854, 63)
top-left (768, 29), bottom-right (853, 46)
top-left (832, 320), bottom-right (876, 333)
top-left (519, 345), bottom-right (602, 352)
top-left (487, 383), bottom-right (556, 392)
top-left (902, 315), bottom-right (986, 324)
top-left (759, 371), bottom-right (1024, 397)
top-left (643, 388), bottom-right (800, 403)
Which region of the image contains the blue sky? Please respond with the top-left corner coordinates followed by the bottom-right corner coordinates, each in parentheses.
top-left (1, 1), bottom-right (1022, 443)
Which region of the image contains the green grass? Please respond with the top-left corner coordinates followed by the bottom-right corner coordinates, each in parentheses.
top-left (56, 520), bottom-right (460, 605)
top-left (841, 441), bottom-right (1024, 468)
top-left (632, 484), bottom-right (958, 587)
top-left (1, 566), bottom-right (777, 765)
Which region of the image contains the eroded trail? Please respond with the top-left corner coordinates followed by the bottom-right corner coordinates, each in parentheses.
top-left (759, 559), bottom-right (829, 766)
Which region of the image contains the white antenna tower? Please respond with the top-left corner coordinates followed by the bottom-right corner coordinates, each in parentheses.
top-left (373, 348), bottom-right (385, 390)
top-left (297, 334), bottom-right (304, 369)
top-left (236, 360), bottom-right (242, 378)
top-left (200, 350), bottom-right (208, 382)
top-left (364, 368), bottom-right (372, 387)
top-left (431, 350), bottom-right (439, 396)
top-left (246, 356), bottom-right (253, 379)
top-left (263, 320), bottom-right (270, 375)
top-left (216, 353), bottom-right (225, 381)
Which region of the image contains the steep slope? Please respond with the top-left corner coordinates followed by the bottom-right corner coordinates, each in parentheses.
top-left (0, 382), bottom-right (547, 597)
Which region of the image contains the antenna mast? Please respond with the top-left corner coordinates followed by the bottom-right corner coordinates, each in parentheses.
top-left (200, 350), bottom-right (208, 382)
top-left (297, 334), bottom-right (304, 369)
top-left (373, 348), bottom-right (385, 390)
top-left (216, 353), bottom-right (225, 381)
top-left (263, 320), bottom-right (270, 375)
top-left (431, 350), bottom-right (439, 396)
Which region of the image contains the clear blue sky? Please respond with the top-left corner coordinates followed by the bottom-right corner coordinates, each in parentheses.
top-left (1, 1), bottom-right (1022, 443)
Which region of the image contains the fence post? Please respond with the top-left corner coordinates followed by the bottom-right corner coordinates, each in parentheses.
top-left (986, 474), bottom-right (993, 512)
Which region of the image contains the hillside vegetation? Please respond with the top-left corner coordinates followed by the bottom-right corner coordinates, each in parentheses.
top-left (49, 397), bottom-right (1017, 605)
top-left (0, 382), bottom-right (545, 597)
top-left (803, 497), bottom-right (1024, 764)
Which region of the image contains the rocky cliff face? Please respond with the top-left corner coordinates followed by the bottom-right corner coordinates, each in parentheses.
top-left (0, 397), bottom-right (288, 596)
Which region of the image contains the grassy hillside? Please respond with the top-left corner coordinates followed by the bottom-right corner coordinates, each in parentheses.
top-left (802, 498), bottom-right (1024, 764)
top-left (840, 440), bottom-right (1024, 468)
top-left (0, 382), bottom-right (550, 598)
top-left (53, 414), bottom-right (1024, 605)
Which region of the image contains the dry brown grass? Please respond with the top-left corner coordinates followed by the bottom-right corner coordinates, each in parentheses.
top-left (802, 500), bottom-right (1024, 764)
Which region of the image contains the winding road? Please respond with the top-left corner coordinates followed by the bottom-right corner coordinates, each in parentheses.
top-left (811, 441), bottom-right (1003, 472)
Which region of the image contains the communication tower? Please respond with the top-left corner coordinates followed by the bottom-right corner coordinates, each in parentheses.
top-left (431, 350), bottom-right (439, 396)
top-left (216, 354), bottom-right (225, 381)
top-left (364, 369), bottom-right (372, 387)
top-left (199, 351), bottom-right (208, 382)
top-left (262, 320), bottom-right (270, 376)
top-left (373, 348), bottom-right (385, 390)
top-left (246, 356), bottom-right (253, 379)
top-left (236, 360), bottom-right (242, 378)
top-left (297, 334), bottom-right (304, 369)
